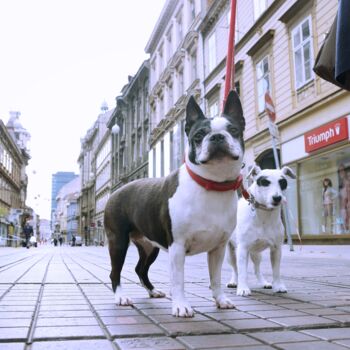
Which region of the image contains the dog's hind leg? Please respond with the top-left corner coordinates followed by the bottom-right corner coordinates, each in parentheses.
top-left (134, 239), bottom-right (166, 298)
top-left (226, 240), bottom-right (238, 288)
top-left (107, 228), bottom-right (132, 306)
top-left (250, 252), bottom-right (272, 289)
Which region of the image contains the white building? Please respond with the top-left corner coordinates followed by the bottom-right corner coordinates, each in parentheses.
top-left (145, 0), bottom-right (203, 178)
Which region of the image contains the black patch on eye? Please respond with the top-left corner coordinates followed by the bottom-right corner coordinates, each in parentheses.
top-left (279, 178), bottom-right (287, 190)
top-left (257, 176), bottom-right (270, 187)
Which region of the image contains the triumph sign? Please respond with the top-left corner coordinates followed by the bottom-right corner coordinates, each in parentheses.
top-left (304, 117), bottom-right (349, 153)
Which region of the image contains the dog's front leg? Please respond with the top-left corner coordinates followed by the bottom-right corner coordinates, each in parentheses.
top-left (270, 246), bottom-right (287, 293)
top-left (208, 243), bottom-right (235, 309)
top-left (236, 244), bottom-right (251, 296)
top-left (168, 243), bottom-right (194, 317)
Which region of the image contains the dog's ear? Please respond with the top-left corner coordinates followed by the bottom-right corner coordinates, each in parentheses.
top-left (282, 166), bottom-right (296, 179)
top-left (247, 164), bottom-right (261, 179)
top-left (185, 96), bottom-right (205, 136)
top-left (222, 90), bottom-right (245, 131)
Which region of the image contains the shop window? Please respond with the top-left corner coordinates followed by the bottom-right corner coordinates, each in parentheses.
top-left (299, 146), bottom-right (350, 235)
top-left (291, 16), bottom-right (314, 90)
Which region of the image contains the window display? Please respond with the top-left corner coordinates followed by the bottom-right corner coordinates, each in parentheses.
top-left (298, 146), bottom-right (350, 235)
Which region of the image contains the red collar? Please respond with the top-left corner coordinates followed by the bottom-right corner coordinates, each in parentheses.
top-left (185, 162), bottom-right (243, 192)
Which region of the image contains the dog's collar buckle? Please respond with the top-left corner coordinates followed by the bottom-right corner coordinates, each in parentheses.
top-left (185, 162), bottom-right (243, 192)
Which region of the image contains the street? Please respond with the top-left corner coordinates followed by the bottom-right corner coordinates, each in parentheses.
top-left (0, 244), bottom-right (350, 350)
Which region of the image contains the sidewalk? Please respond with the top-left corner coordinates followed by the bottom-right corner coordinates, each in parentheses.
top-left (0, 244), bottom-right (350, 350)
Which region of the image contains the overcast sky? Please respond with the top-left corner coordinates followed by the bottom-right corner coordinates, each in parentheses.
top-left (0, 0), bottom-right (165, 220)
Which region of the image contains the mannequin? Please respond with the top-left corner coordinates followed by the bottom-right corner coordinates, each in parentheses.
top-left (322, 178), bottom-right (337, 233)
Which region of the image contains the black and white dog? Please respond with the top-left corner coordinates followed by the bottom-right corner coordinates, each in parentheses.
top-left (104, 90), bottom-right (245, 317)
top-left (227, 165), bottom-right (296, 296)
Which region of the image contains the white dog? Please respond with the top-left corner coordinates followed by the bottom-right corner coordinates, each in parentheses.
top-left (226, 165), bottom-right (296, 296)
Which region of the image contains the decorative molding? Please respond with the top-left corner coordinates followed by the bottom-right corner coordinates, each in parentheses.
top-left (279, 0), bottom-right (314, 24)
top-left (247, 29), bottom-right (275, 57)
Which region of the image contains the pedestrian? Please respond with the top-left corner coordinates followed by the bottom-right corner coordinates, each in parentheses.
top-left (72, 235), bottom-right (76, 246)
top-left (23, 222), bottom-right (33, 249)
top-left (53, 237), bottom-right (58, 246)
top-left (58, 236), bottom-right (63, 246)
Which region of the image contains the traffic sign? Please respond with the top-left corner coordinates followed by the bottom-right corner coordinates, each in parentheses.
top-left (265, 91), bottom-right (276, 122)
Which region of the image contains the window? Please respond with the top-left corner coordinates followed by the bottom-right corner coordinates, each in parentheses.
top-left (256, 55), bottom-right (270, 114)
top-left (253, 0), bottom-right (268, 20)
top-left (166, 28), bottom-right (173, 62)
top-left (176, 10), bottom-right (183, 45)
top-left (208, 31), bottom-right (216, 72)
top-left (190, 51), bottom-right (197, 82)
top-left (177, 67), bottom-right (184, 98)
top-left (208, 100), bottom-right (219, 119)
top-left (189, 0), bottom-right (195, 22)
top-left (292, 16), bottom-right (313, 89)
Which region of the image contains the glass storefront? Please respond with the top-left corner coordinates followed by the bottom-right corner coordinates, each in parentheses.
top-left (291, 145), bottom-right (350, 236)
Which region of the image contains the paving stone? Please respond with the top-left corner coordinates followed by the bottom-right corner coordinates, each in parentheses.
top-left (0, 327), bottom-right (28, 341)
top-left (204, 311), bottom-right (257, 321)
top-left (304, 308), bottom-right (347, 316)
top-left (36, 317), bottom-right (99, 327)
top-left (97, 309), bottom-right (142, 317)
top-left (100, 315), bottom-right (151, 325)
top-left (323, 314), bottom-right (350, 323)
top-left (0, 343), bottom-right (25, 350)
top-left (33, 325), bottom-right (104, 339)
top-left (269, 315), bottom-right (339, 328)
top-left (178, 334), bottom-right (262, 349)
top-left (206, 347), bottom-right (275, 350)
top-left (0, 311), bottom-right (33, 319)
top-left (115, 337), bottom-right (186, 350)
top-left (39, 304), bottom-right (90, 311)
top-left (31, 339), bottom-right (114, 350)
top-left (237, 304), bottom-right (283, 312)
top-left (249, 309), bottom-right (308, 318)
top-left (276, 340), bottom-right (348, 350)
top-left (334, 339), bottom-right (350, 348)
top-left (223, 319), bottom-right (282, 332)
top-left (159, 320), bottom-right (231, 336)
top-left (107, 323), bottom-right (164, 337)
top-left (0, 318), bottom-right (31, 327)
top-left (148, 313), bottom-right (211, 323)
top-left (38, 310), bottom-right (94, 318)
top-left (301, 328), bottom-right (350, 340)
top-left (248, 330), bottom-right (319, 344)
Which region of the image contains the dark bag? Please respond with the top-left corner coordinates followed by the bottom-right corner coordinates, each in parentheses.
top-left (313, 2), bottom-right (350, 91)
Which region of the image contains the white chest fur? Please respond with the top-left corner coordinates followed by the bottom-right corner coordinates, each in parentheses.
top-left (169, 166), bottom-right (238, 255)
top-left (232, 199), bottom-right (284, 252)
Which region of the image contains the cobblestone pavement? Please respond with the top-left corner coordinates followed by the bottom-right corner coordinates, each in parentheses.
top-left (0, 244), bottom-right (350, 350)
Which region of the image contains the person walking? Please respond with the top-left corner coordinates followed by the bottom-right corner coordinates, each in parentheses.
top-left (58, 236), bottom-right (63, 246)
top-left (23, 222), bottom-right (33, 249)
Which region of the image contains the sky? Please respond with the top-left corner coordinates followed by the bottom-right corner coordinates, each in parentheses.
top-left (0, 0), bottom-right (165, 220)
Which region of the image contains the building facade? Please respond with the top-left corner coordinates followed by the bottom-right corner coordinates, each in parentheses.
top-left (198, 0), bottom-right (350, 241)
top-left (77, 105), bottom-right (112, 245)
top-left (108, 60), bottom-right (150, 191)
top-left (51, 171), bottom-right (78, 233)
top-left (145, 0), bottom-right (203, 178)
top-left (0, 112), bottom-right (30, 246)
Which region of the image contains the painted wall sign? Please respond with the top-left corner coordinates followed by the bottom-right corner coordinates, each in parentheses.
top-left (304, 117), bottom-right (349, 153)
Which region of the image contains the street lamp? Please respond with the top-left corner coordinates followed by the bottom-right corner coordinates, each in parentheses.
top-left (111, 124), bottom-right (120, 135)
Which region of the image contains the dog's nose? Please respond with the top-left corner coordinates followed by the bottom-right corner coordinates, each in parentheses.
top-left (272, 195), bottom-right (282, 203)
top-left (210, 134), bottom-right (225, 143)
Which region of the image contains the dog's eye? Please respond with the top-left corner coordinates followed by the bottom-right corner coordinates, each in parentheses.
top-left (257, 177), bottom-right (270, 187)
top-left (279, 178), bottom-right (287, 190)
top-left (194, 132), bottom-right (205, 143)
top-left (228, 125), bottom-right (239, 135)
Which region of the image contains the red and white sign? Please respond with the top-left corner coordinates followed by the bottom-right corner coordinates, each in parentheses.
top-left (265, 92), bottom-right (276, 122)
top-left (304, 117), bottom-right (349, 153)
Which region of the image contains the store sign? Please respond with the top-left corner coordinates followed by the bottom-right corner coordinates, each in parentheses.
top-left (304, 117), bottom-right (349, 153)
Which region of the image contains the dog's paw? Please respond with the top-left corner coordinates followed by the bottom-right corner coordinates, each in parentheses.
top-left (216, 295), bottom-right (235, 309)
top-left (272, 282), bottom-right (287, 293)
top-left (172, 301), bottom-right (194, 318)
top-left (263, 283), bottom-right (272, 289)
top-left (236, 286), bottom-right (251, 296)
top-left (149, 289), bottom-right (166, 298)
top-left (115, 295), bottom-right (133, 306)
top-left (226, 282), bottom-right (237, 288)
